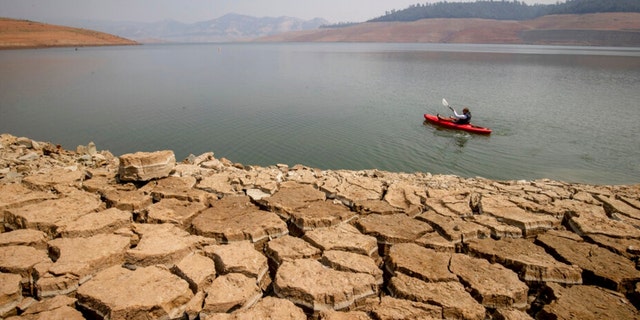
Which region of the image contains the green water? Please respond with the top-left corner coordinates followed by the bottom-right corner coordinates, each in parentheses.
top-left (1, 43), bottom-right (639, 184)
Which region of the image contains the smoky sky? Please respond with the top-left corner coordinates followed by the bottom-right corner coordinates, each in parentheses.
top-left (1, 0), bottom-right (564, 23)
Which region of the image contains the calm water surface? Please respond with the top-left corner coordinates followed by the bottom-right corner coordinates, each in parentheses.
top-left (1, 43), bottom-right (639, 184)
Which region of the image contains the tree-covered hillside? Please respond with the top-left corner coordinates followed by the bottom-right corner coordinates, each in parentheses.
top-left (369, 0), bottom-right (640, 22)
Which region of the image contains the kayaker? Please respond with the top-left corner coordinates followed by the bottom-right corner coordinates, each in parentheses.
top-left (437, 107), bottom-right (471, 124)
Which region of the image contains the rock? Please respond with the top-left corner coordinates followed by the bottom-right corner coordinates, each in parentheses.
top-left (414, 232), bottom-right (457, 252)
top-left (566, 211), bottom-right (640, 239)
top-left (19, 295), bottom-right (77, 316)
top-left (317, 172), bottom-right (384, 207)
top-left (141, 198), bottom-right (206, 227)
top-left (383, 181), bottom-right (426, 214)
top-left (237, 167), bottom-right (282, 195)
top-left (0, 184), bottom-right (56, 210)
top-left (274, 259), bottom-right (378, 312)
top-left (202, 273), bottom-right (262, 315)
top-left (38, 233), bottom-right (130, 297)
top-left (303, 223), bottom-right (379, 257)
top-left (449, 254), bottom-right (529, 309)
top-left (0, 246), bottom-right (51, 295)
top-left (22, 167), bottom-right (85, 191)
top-left (596, 194), bottom-right (640, 220)
top-left (321, 250), bottom-right (383, 285)
top-left (126, 223), bottom-right (213, 267)
top-left (146, 176), bottom-right (210, 202)
top-left (466, 214), bottom-right (523, 239)
top-left (536, 283), bottom-right (638, 319)
top-left (417, 211), bottom-right (490, 243)
top-left (15, 305), bottom-right (85, 320)
top-left (585, 234), bottom-right (640, 259)
top-left (246, 188), bottom-right (271, 201)
top-left (536, 232), bottom-right (640, 293)
top-left (466, 238), bottom-right (582, 284)
top-left (386, 243), bottom-right (457, 282)
top-left (370, 296), bottom-right (442, 320)
top-left (481, 195), bottom-right (560, 237)
top-left (15, 137), bottom-right (33, 148)
top-left (56, 208), bottom-right (132, 238)
top-left (18, 152), bottom-right (39, 162)
top-left (100, 187), bottom-right (153, 212)
top-left (0, 229), bottom-right (48, 250)
top-left (288, 200), bottom-right (356, 234)
top-left (87, 141), bottom-right (97, 156)
top-left (388, 273), bottom-right (485, 320)
top-left (204, 241), bottom-right (269, 290)
top-left (265, 235), bottom-right (322, 266)
top-left (171, 252), bottom-right (217, 293)
top-left (318, 310), bottom-right (371, 320)
top-left (355, 214), bottom-right (434, 253)
top-left (257, 181), bottom-right (326, 220)
top-left (77, 265), bottom-right (193, 320)
top-left (202, 296), bottom-right (306, 320)
top-left (196, 171), bottom-right (242, 196)
top-left (0, 273), bottom-right (22, 318)
top-left (492, 308), bottom-right (534, 320)
top-left (352, 199), bottom-right (405, 215)
top-left (4, 191), bottom-right (103, 238)
top-left (118, 150), bottom-right (176, 182)
top-left (191, 196), bottom-right (288, 244)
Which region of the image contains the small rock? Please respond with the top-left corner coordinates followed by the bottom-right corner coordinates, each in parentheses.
top-left (118, 150), bottom-right (176, 182)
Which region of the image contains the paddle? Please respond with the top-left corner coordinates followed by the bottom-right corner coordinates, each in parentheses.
top-left (442, 98), bottom-right (454, 113)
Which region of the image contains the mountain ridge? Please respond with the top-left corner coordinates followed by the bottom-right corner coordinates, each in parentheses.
top-left (56, 13), bottom-right (329, 43)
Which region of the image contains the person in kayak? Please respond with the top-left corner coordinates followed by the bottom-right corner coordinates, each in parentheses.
top-left (437, 107), bottom-right (471, 125)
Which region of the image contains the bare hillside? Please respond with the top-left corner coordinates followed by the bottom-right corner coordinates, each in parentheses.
top-left (0, 18), bottom-right (138, 49)
top-left (256, 13), bottom-right (640, 47)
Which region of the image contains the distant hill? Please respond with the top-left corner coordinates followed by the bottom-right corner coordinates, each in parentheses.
top-left (0, 18), bottom-right (138, 49)
top-left (369, 0), bottom-right (640, 22)
top-left (59, 13), bottom-right (329, 43)
top-left (256, 13), bottom-right (640, 47)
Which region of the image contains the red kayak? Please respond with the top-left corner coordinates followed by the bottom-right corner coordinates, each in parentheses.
top-left (424, 114), bottom-right (492, 134)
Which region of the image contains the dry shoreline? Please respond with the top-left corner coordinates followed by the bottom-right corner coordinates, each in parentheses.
top-left (0, 18), bottom-right (138, 50)
top-left (1, 133), bottom-right (639, 319)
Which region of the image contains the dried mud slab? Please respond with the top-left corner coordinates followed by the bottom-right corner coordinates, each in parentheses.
top-left (449, 254), bottom-right (528, 309)
top-left (385, 243), bottom-right (457, 283)
top-left (191, 196), bottom-right (288, 243)
top-left (466, 238), bottom-right (583, 284)
top-left (388, 273), bottom-right (485, 320)
top-left (76, 265), bottom-right (193, 320)
top-left (537, 283), bottom-right (638, 319)
top-left (274, 259), bottom-right (378, 312)
top-left (303, 223), bottom-right (379, 257)
top-left (536, 232), bottom-right (640, 293)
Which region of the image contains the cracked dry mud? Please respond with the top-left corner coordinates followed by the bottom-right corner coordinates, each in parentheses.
top-left (1, 133), bottom-right (639, 320)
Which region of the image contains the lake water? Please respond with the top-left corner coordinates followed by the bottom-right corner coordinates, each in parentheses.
top-left (1, 43), bottom-right (639, 185)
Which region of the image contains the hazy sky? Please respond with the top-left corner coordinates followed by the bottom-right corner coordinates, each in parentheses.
top-left (2, 0), bottom-right (563, 23)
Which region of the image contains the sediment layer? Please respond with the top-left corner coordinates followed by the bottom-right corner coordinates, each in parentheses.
top-left (1, 133), bottom-right (639, 319)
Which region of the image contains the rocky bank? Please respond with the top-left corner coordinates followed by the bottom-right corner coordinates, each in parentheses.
top-left (1, 133), bottom-right (639, 320)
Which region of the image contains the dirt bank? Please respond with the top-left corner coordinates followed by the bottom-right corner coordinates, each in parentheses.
top-left (257, 13), bottom-right (640, 47)
top-left (0, 18), bottom-right (137, 49)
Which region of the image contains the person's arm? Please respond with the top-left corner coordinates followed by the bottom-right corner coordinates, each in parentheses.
top-left (452, 110), bottom-right (466, 119)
